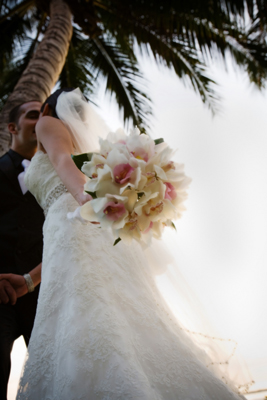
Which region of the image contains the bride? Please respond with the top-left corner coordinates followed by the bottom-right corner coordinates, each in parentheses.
top-left (15, 88), bottom-right (248, 399)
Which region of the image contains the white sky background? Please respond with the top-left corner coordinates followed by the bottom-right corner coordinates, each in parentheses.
top-left (8, 53), bottom-right (267, 399)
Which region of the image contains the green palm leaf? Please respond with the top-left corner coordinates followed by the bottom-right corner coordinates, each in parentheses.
top-left (58, 28), bottom-right (96, 98)
top-left (88, 34), bottom-right (152, 129)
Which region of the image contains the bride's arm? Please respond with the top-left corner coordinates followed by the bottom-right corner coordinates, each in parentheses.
top-left (36, 116), bottom-right (91, 205)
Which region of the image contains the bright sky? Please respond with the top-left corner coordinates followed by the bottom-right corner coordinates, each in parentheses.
top-left (8, 54), bottom-right (267, 399)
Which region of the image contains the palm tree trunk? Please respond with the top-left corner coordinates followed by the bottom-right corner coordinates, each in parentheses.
top-left (0, 0), bottom-right (73, 155)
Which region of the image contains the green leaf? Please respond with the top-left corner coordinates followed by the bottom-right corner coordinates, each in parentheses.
top-left (113, 237), bottom-right (122, 246)
top-left (137, 192), bottom-right (145, 199)
top-left (154, 138), bottom-right (164, 145)
top-left (89, 35), bottom-right (152, 130)
top-left (171, 222), bottom-right (177, 231)
top-left (57, 28), bottom-right (95, 96)
top-left (72, 152), bottom-right (93, 171)
top-left (85, 191), bottom-right (97, 199)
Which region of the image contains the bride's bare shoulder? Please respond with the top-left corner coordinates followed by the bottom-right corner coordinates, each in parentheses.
top-left (35, 115), bottom-right (73, 154)
top-left (36, 116), bottom-right (65, 131)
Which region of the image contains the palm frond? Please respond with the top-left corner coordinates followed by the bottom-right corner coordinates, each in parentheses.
top-left (224, 33), bottom-right (267, 87)
top-left (57, 28), bottom-right (96, 97)
top-left (148, 36), bottom-right (219, 112)
top-left (87, 34), bottom-right (152, 129)
top-left (0, 31), bottom-right (40, 111)
top-left (0, 0), bottom-right (34, 23)
top-left (96, 0), bottom-right (265, 28)
top-left (191, 19), bottom-right (267, 88)
top-left (0, 59), bottom-right (25, 110)
top-left (101, 15), bottom-right (219, 112)
top-left (0, 13), bottom-right (33, 69)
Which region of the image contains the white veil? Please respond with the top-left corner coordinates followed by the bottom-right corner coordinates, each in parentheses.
top-left (144, 238), bottom-right (253, 395)
top-left (55, 88), bottom-right (110, 154)
top-left (55, 88), bottom-right (253, 395)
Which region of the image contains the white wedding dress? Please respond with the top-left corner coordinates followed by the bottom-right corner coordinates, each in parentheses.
top-left (16, 150), bottom-right (245, 400)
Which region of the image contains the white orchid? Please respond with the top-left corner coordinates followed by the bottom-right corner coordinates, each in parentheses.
top-left (81, 153), bottom-right (107, 178)
top-left (80, 193), bottom-right (129, 230)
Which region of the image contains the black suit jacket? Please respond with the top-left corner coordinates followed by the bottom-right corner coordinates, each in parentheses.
top-left (0, 150), bottom-right (45, 341)
top-left (0, 150), bottom-right (44, 275)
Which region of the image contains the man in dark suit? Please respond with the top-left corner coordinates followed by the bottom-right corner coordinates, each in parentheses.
top-left (0, 101), bottom-right (44, 400)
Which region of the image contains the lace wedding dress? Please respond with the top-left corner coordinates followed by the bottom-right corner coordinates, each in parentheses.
top-left (16, 150), bottom-right (245, 400)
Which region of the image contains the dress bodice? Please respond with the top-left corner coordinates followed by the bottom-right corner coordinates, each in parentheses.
top-left (25, 151), bottom-right (67, 214)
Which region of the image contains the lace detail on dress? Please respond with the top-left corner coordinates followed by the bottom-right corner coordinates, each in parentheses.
top-left (43, 183), bottom-right (68, 217)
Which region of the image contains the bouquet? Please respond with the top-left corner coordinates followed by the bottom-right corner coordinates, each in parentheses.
top-left (72, 128), bottom-right (191, 245)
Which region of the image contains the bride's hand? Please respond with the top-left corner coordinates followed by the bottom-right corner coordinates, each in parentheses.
top-left (73, 192), bottom-right (100, 224)
top-left (77, 192), bottom-right (93, 206)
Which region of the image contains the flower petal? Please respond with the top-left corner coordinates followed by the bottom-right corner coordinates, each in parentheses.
top-left (80, 201), bottom-right (98, 222)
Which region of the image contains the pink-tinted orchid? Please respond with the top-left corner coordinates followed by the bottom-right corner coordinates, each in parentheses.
top-left (162, 161), bottom-right (175, 172)
top-left (131, 147), bottom-right (149, 162)
top-left (143, 221), bottom-right (153, 234)
top-left (103, 201), bottom-right (126, 221)
top-left (164, 182), bottom-right (177, 201)
top-left (149, 202), bottom-right (164, 216)
top-left (124, 216), bottom-right (138, 231)
top-left (113, 163), bottom-right (134, 184)
top-left (144, 172), bottom-right (157, 186)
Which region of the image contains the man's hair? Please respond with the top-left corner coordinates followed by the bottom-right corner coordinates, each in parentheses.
top-left (40, 88), bottom-right (75, 119)
top-left (8, 100), bottom-right (40, 124)
top-left (8, 103), bottom-right (24, 125)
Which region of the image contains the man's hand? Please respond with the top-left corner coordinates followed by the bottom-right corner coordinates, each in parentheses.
top-left (0, 274), bottom-right (28, 305)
